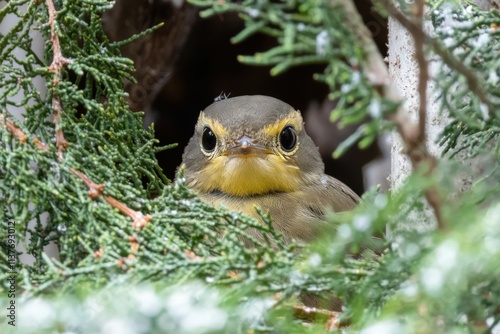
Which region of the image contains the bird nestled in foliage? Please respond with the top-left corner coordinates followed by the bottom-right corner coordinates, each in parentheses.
top-left (179, 95), bottom-right (360, 245)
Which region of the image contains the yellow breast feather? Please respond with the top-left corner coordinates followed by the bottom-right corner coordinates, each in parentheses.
top-left (196, 154), bottom-right (301, 197)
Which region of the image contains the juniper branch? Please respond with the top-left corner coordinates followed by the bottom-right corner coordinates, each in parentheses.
top-left (337, 0), bottom-right (445, 229)
top-left (71, 169), bottom-right (152, 229)
top-left (45, 0), bottom-right (70, 161)
top-left (382, 0), bottom-right (495, 117)
top-left (0, 113), bottom-right (49, 151)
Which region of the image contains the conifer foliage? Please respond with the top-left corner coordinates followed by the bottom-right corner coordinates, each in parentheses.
top-left (1, 0), bottom-right (499, 333)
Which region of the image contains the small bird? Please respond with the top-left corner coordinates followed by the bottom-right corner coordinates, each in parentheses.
top-left (179, 95), bottom-right (360, 245)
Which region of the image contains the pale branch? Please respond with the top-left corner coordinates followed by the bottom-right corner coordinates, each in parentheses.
top-left (46, 0), bottom-right (70, 161)
top-left (414, 0), bottom-right (427, 145)
top-left (336, 0), bottom-right (445, 230)
top-left (389, 0), bottom-right (445, 229)
top-left (412, 0), bottom-right (444, 229)
top-left (0, 113), bottom-right (50, 151)
top-left (70, 169), bottom-right (152, 229)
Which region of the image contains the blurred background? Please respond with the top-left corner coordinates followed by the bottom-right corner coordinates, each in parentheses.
top-left (102, 0), bottom-right (391, 195)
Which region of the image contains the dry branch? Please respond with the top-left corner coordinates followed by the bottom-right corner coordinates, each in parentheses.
top-left (337, 0), bottom-right (445, 229)
top-left (46, 0), bottom-right (70, 161)
top-left (0, 114), bottom-right (50, 151)
top-left (71, 169), bottom-right (152, 229)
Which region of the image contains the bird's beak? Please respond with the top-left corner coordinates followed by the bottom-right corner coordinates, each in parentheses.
top-left (224, 135), bottom-right (271, 157)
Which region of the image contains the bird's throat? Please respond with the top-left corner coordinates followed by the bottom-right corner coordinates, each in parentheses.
top-left (194, 155), bottom-right (301, 197)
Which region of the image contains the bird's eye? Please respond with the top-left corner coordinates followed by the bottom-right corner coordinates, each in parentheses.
top-left (201, 126), bottom-right (217, 152)
top-left (279, 126), bottom-right (297, 152)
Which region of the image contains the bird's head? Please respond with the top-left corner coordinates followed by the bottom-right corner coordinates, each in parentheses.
top-left (180, 95), bottom-right (324, 197)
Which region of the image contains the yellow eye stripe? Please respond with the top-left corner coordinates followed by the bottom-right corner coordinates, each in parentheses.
top-left (191, 110), bottom-right (305, 196)
top-left (198, 112), bottom-right (228, 138)
top-left (261, 110), bottom-right (303, 139)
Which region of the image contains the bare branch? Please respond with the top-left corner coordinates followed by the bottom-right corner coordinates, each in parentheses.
top-left (1, 109), bottom-right (151, 230)
top-left (46, 0), bottom-right (70, 161)
top-left (336, 0), bottom-right (416, 142)
top-left (336, 0), bottom-right (445, 230)
top-left (292, 305), bottom-right (343, 330)
top-left (414, 0), bottom-right (427, 144)
top-left (0, 114), bottom-right (50, 151)
top-left (71, 169), bottom-right (152, 229)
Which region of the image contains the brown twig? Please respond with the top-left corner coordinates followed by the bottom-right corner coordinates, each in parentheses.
top-left (389, 0), bottom-right (444, 229)
top-left (337, 0), bottom-right (445, 230)
top-left (292, 305), bottom-right (344, 330)
top-left (71, 169), bottom-right (152, 229)
top-left (127, 235), bottom-right (140, 260)
top-left (46, 0), bottom-right (70, 161)
top-left (1, 114), bottom-right (26, 143)
top-left (412, 0), bottom-right (444, 228)
top-left (184, 250), bottom-right (202, 260)
top-left (0, 114), bottom-right (50, 151)
top-left (1, 114), bottom-right (151, 229)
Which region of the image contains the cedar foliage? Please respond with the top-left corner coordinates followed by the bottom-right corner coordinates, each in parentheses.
top-left (1, 0), bottom-right (499, 333)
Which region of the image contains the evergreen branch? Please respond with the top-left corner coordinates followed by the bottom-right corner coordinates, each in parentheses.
top-left (430, 36), bottom-right (495, 119)
top-left (0, 113), bottom-right (50, 151)
top-left (3, 1), bottom-right (499, 331)
top-left (45, 0), bottom-right (70, 161)
top-left (109, 22), bottom-right (165, 48)
top-left (410, 0), bottom-right (444, 231)
top-left (0, 113), bottom-right (26, 144)
top-left (70, 169), bottom-right (152, 229)
top-left (336, 0), bottom-right (445, 230)
top-left (383, 0), bottom-right (495, 118)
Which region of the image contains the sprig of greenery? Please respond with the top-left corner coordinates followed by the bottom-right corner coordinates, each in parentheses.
top-left (430, 3), bottom-right (500, 158)
top-left (1, 0), bottom-right (500, 333)
top-left (190, 0), bottom-right (399, 157)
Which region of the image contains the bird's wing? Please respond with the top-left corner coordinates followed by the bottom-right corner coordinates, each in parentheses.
top-left (252, 174), bottom-right (360, 243)
top-left (303, 174), bottom-right (360, 217)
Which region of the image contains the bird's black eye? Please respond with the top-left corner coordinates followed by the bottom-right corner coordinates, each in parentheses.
top-left (202, 126), bottom-right (217, 152)
top-left (279, 126), bottom-right (297, 152)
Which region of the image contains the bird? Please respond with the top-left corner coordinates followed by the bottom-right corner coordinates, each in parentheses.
top-left (179, 95), bottom-right (360, 246)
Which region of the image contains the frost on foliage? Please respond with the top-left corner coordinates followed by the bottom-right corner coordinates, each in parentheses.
top-left (19, 299), bottom-right (55, 332)
top-left (431, 1), bottom-right (500, 156)
top-left (420, 266), bottom-right (445, 295)
top-left (360, 319), bottom-right (405, 334)
top-left (353, 214), bottom-right (372, 231)
top-left (14, 283), bottom-right (232, 334)
top-left (316, 30), bottom-right (329, 56)
top-left (239, 298), bottom-right (275, 326)
top-left (337, 223), bottom-right (352, 239)
top-left (163, 283), bottom-right (228, 332)
top-left (367, 99), bottom-right (382, 119)
top-left (308, 253), bottom-right (322, 267)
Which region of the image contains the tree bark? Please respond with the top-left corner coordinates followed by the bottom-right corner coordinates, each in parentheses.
top-left (103, 0), bottom-right (197, 113)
